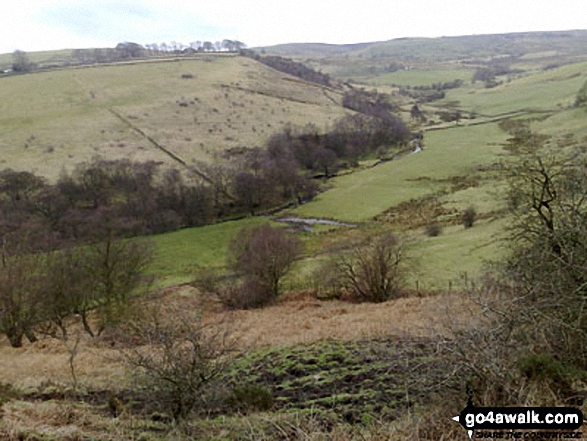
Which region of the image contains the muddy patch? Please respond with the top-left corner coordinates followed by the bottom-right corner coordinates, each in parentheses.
top-left (225, 338), bottom-right (451, 423)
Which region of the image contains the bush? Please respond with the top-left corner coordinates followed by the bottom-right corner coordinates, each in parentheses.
top-left (227, 223), bottom-right (302, 308)
top-left (425, 222), bottom-right (443, 237)
top-left (461, 206), bottom-right (477, 228)
top-left (518, 353), bottom-right (577, 384)
top-left (227, 385), bottom-right (273, 413)
top-left (311, 258), bottom-right (345, 299)
top-left (337, 233), bottom-right (405, 303)
top-left (218, 278), bottom-right (273, 310)
top-left (120, 307), bottom-right (235, 420)
top-left (449, 138), bottom-right (587, 407)
top-left (148, 209), bottom-right (182, 234)
top-left (0, 382), bottom-right (18, 411)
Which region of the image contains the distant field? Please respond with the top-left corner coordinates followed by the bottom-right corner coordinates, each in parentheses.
top-left (440, 61), bottom-right (587, 116)
top-left (290, 123), bottom-right (506, 222)
top-left (265, 31), bottom-right (587, 84)
top-left (353, 68), bottom-right (473, 87)
top-left (531, 106), bottom-right (587, 139)
top-left (0, 56), bottom-right (348, 179)
top-left (0, 49), bottom-right (75, 71)
top-left (407, 217), bottom-right (507, 290)
top-left (144, 57), bottom-right (587, 290)
top-left (3, 44), bottom-right (585, 293)
top-left (149, 217), bottom-right (267, 286)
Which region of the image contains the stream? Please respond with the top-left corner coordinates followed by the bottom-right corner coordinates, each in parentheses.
top-left (275, 217), bottom-right (357, 231)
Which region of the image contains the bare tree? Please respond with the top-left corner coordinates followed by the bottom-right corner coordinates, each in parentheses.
top-left (0, 224), bottom-right (56, 347)
top-left (446, 134), bottom-right (587, 406)
top-left (120, 307), bottom-right (235, 419)
top-left (337, 232), bottom-right (405, 302)
top-left (11, 50), bottom-right (34, 73)
top-left (227, 223), bottom-right (302, 307)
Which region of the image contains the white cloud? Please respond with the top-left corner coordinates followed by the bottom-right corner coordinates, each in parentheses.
top-left (0, 0), bottom-right (585, 54)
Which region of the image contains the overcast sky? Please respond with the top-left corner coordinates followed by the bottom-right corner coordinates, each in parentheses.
top-left (0, 0), bottom-right (586, 54)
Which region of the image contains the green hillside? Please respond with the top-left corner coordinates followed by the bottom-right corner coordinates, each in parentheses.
top-left (145, 55), bottom-right (587, 291)
top-left (0, 48), bottom-right (77, 71)
top-left (0, 55), bottom-right (348, 179)
top-left (440, 60), bottom-right (587, 115)
top-left (1, 35), bottom-right (585, 288)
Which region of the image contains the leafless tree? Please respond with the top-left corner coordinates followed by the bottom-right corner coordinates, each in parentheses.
top-left (11, 50), bottom-right (34, 72)
top-left (337, 232), bottom-right (405, 302)
top-left (447, 134), bottom-right (587, 406)
top-left (120, 307), bottom-right (235, 419)
top-left (227, 223), bottom-right (302, 307)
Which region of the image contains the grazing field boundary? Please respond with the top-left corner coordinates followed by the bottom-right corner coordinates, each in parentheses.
top-left (0, 53), bottom-right (238, 80)
top-left (106, 108), bottom-right (235, 199)
top-left (227, 84), bottom-right (338, 107)
top-left (423, 109), bottom-right (556, 132)
top-left (106, 107), bottom-right (188, 166)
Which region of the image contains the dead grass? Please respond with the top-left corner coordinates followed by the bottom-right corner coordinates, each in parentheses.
top-left (0, 336), bottom-right (126, 391)
top-left (0, 286), bottom-right (474, 391)
top-left (229, 291), bottom-right (472, 348)
top-left (0, 401), bottom-right (463, 441)
top-left (147, 286), bottom-right (476, 349)
top-left (1, 399), bottom-right (165, 440)
top-left (0, 286), bottom-right (477, 439)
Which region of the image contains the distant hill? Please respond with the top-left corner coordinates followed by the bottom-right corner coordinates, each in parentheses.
top-left (259, 30), bottom-right (587, 63)
top-left (253, 42), bottom-right (378, 57)
top-left (257, 30), bottom-right (587, 85)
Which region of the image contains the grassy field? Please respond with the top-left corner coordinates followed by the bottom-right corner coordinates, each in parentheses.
top-left (291, 123), bottom-right (506, 222)
top-left (138, 57), bottom-right (586, 294)
top-left (149, 217), bottom-right (267, 286)
top-left (144, 121), bottom-right (509, 289)
top-left (440, 61), bottom-right (587, 116)
top-left (0, 56), bottom-right (348, 180)
top-left (531, 105), bottom-right (587, 139)
top-left (407, 217), bottom-right (508, 290)
top-left (353, 68), bottom-right (473, 87)
top-left (138, 57), bottom-right (585, 294)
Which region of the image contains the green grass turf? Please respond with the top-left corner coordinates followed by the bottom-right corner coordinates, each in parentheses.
top-left (149, 217), bottom-right (267, 286)
top-left (406, 217), bottom-right (508, 291)
top-left (441, 61), bottom-right (587, 116)
top-left (0, 56), bottom-right (348, 180)
top-left (354, 68), bottom-right (473, 87)
top-left (291, 122), bottom-right (507, 222)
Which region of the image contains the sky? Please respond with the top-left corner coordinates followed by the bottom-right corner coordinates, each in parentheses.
top-left (0, 0), bottom-right (586, 54)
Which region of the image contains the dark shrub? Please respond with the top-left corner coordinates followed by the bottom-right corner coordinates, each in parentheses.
top-left (425, 222), bottom-right (443, 237)
top-left (461, 206), bottom-right (477, 228)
